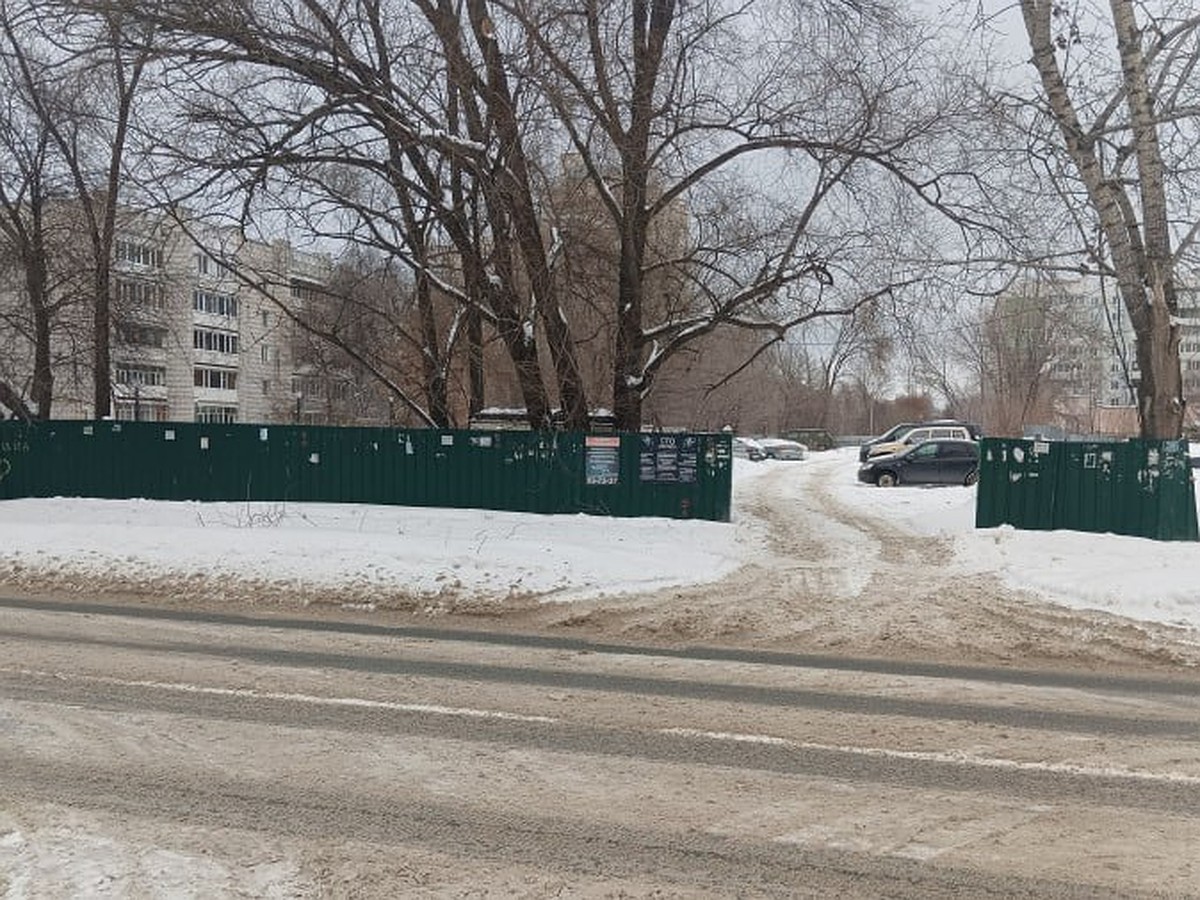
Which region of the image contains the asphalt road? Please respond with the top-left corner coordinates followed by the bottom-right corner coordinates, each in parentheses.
top-left (2, 596), bottom-right (1199, 897)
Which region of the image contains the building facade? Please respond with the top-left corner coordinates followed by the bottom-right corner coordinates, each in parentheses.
top-left (1039, 273), bottom-right (1200, 436)
top-left (5, 209), bottom-right (337, 426)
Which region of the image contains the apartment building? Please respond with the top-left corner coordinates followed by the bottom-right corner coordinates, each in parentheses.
top-left (1042, 274), bottom-right (1200, 434)
top-left (17, 210), bottom-right (334, 425)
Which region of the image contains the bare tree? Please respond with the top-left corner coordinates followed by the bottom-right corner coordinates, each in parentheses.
top-left (0, 4), bottom-right (101, 420)
top-left (2, 1), bottom-right (153, 419)
top-left (0, 72), bottom-right (53, 419)
top-left (515, 0), bottom-right (983, 430)
top-left (1014, 0), bottom-right (1200, 438)
top-left (65, 0), bottom-right (994, 432)
top-left (287, 250), bottom-right (478, 428)
top-left (909, 274), bottom-right (1112, 437)
top-left (78, 0), bottom-right (590, 428)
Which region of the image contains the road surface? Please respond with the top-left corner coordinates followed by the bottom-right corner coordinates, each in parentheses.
top-left (2, 597), bottom-right (1198, 897)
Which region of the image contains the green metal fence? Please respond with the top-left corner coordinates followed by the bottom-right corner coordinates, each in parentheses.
top-left (0, 420), bottom-right (733, 522)
top-left (976, 437), bottom-right (1198, 541)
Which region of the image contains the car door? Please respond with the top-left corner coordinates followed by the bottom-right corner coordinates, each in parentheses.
top-left (936, 441), bottom-right (977, 484)
top-left (900, 441), bottom-right (941, 483)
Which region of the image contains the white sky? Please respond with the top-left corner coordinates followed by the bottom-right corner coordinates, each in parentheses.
top-left (2, 447), bottom-right (1198, 632)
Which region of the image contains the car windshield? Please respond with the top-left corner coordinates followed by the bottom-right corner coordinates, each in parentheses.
top-left (879, 424), bottom-right (913, 442)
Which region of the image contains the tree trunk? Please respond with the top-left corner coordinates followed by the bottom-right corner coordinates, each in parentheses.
top-left (1111, 0), bottom-right (1183, 438)
top-left (610, 0), bottom-right (674, 434)
top-left (1021, 0), bottom-right (1183, 438)
top-left (0, 380), bottom-right (35, 420)
top-left (26, 222), bottom-right (53, 419)
top-left (612, 226), bottom-right (646, 433)
top-left (30, 295), bottom-right (53, 419)
top-left (92, 265), bottom-right (112, 420)
top-left (467, 306), bottom-right (484, 419)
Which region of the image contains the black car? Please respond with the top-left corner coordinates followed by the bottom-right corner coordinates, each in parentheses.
top-left (857, 439), bottom-right (980, 487)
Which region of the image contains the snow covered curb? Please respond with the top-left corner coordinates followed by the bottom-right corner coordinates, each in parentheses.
top-left (0, 497), bottom-right (746, 609)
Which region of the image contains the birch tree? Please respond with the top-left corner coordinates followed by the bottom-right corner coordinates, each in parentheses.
top-left (1017, 0), bottom-right (1200, 438)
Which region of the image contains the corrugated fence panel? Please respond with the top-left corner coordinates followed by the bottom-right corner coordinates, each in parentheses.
top-left (976, 437), bottom-right (1197, 541)
top-left (0, 423), bottom-right (39, 497)
top-left (976, 438), bottom-right (1058, 531)
top-left (0, 421), bottom-right (734, 522)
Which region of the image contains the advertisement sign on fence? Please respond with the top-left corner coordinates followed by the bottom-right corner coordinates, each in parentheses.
top-left (585, 435), bottom-right (621, 485)
top-left (638, 434), bottom-right (699, 483)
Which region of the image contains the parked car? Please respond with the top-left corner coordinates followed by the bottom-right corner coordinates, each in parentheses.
top-left (782, 428), bottom-right (835, 451)
top-left (865, 423), bottom-right (977, 459)
top-left (732, 436), bottom-right (767, 461)
top-left (858, 419), bottom-right (982, 462)
top-left (858, 422), bottom-right (922, 462)
top-left (758, 437), bottom-right (809, 460)
top-left (858, 438), bottom-right (980, 487)
top-left (929, 419), bottom-right (984, 441)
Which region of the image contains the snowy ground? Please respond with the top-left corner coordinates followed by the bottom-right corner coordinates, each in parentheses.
top-left (0, 486), bottom-right (743, 612)
top-left (1, 448), bottom-right (1199, 637)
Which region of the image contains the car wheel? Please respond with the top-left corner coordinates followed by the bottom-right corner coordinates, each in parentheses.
top-left (964, 469), bottom-right (979, 486)
top-left (876, 471), bottom-right (897, 487)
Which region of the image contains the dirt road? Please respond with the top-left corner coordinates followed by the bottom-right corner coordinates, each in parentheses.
top-left (515, 453), bottom-right (1200, 672)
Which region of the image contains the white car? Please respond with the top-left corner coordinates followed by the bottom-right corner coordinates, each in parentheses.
top-left (866, 425), bottom-right (973, 459)
top-left (732, 436), bottom-right (767, 461)
top-left (757, 438), bottom-right (809, 460)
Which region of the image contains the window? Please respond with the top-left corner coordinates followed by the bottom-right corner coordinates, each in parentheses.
top-left (115, 239), bottom-right (163, 268)
top-left (115, 364), bottom-right (166, 387)
top-left (196, 252), bottom-right (234, 277)
top-left (193, 290), bottom-right (239, 318)
top-left (195, 404), bottom-right (237, 423)
top-left (940, 443), bottom-right (975, 459)
top-left (292, 375), bottom-right (324, 399)
top-left (193, 328), bottom-right (239, 355)
top-left (115, 400), bottom-right (168, 422)
top-left (290, 279), bottom-right (323, 303)
top-left (194, 367), bottom-right (238, 390)
top-left (117, 279), bottom-right (165, 310)
top-left (116, 322), bottom-right (168, 348)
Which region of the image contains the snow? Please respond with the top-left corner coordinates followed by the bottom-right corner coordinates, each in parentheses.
top-left (0, 496), bottom-right (743, 603)
top-left (1, 447), bottom-right (1199, 632)
top-left (820, 451), bottom-right (1200, 631)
